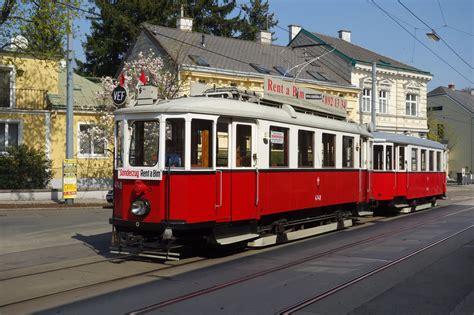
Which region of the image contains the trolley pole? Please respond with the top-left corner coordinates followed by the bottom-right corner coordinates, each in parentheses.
top-left (371, 62), bottom-right (377, 132)
top-left (65, 12), bottom-right (74, 204)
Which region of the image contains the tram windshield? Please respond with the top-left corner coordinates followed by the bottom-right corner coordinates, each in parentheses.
top-left (129, 120), bottom-right (160, 167)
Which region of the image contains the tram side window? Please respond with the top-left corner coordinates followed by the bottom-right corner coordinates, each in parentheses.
top-left (298, 130), bottom-right (314, 167)
top-left (191, 119), bottom-right (213, 168)
top-left (411, 148), bottom-right (418, 171)
top-left (398, 146), bottom-right (405, 170)
top-left (436, 151), bottom-right (441, 172)
top-left (236, 124), bottom-right (252, 167)
top-left (342, 136), bottom-right (354, 168)
top-left (116, 121), bottom-right (123, 168)
top-left (166, 119), bottom-right (185, 167)
top-left (386, 145), bottom-right (393, 170)
top-left (216, 121), bottom-right (229, 167)
top-left (420, 149), bottom-right (427, 171)
top-left (322, 133), bottom-right (336, 167)
top-left (373, 145), bottom-right (384, 170)
top-left (270, 126), bottom-right (289, 167)
top-left (129, 120), bottom-right (160, 167)
top-left (429, 150), bottom-right (434, 171)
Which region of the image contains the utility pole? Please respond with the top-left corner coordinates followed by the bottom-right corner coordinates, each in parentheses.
top-left (65, 10), bottom-right (75, 204)
top-left (371, 62), bottom-right (377, 132)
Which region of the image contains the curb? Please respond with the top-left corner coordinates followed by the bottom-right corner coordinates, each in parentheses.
top-left (0, 203), bottom-right (111, 210)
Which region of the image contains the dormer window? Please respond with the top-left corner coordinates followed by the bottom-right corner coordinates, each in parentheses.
top-left (189, 55), bottom-right (210, 67)
top-left (249, 63), bottom-right (271, 74)
top-left (274, 66), bottom-right (293, 77)
top-left (307, 70), bottom-right (330, 81)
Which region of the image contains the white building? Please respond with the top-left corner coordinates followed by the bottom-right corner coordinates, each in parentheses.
top-left (289, 26), bottom-right (432, 137)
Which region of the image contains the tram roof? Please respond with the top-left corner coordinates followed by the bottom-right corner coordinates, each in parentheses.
top-left (115, 97), bottom-right (371, 137)
top-left (372, 132), bottom-right (446, 150)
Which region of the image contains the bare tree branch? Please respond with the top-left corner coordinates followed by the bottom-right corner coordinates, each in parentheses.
top-left (0, 0), bottom-right (16, 26)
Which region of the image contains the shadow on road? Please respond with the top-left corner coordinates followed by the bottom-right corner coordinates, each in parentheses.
top-left (72, 232), bottom-right (116, 258)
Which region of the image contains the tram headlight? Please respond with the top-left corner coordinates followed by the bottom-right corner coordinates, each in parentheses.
top-left (131, 199), bottom-right (150, 216)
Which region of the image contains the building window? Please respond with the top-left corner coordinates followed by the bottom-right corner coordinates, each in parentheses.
top-left (79, 124), bottom-right (107, 157)
top-left (0, 67), bottom-right (14, 108)
top-left (362, 88), bottom-right (371, 112)
top-left (406, 94), bottom-right (418, 116)
top-left (322, 133), bottom-right (336, 167)
top-left (191, 119), bottom-right (213, 168)
top-left (379, 90), bottom-right (388, 114)
top-left (342, 136), bottom-right (354, 168)
top-left (0, 122), bottom-right (20, 152)
top-left (269, 126), bottom-right (288, 167)
top-left (298, 130), bottom-right (314, 167)
top-left (373, 145), bottom-right (384, 170)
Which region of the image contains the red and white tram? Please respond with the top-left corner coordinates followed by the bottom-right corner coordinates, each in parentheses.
top-left (370, 132), bottom-right (447, 213)
top-left (110, 94), bottom-right (372, 257)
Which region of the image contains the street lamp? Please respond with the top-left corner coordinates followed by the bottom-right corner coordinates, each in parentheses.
top-left (426, 30), bottom-right (440, 42)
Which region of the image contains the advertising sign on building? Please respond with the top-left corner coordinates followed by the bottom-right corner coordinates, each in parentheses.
top-left (63, 159), bottom-right (77, 199)
top-left (263, 75), bottom-right (347, 117)
top-left (117, 168), bottom-right (162, 180)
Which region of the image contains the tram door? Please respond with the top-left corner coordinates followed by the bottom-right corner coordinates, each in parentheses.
top-left (230, 121), bottom-right (258, 222)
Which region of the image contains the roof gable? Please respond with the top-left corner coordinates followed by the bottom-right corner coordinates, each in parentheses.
top-left (300, 29), bottom-right (430, 75)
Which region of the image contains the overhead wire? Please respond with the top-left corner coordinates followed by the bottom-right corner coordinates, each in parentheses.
top-left (398, 0), bottom-right (473, 69)
top-left (371, 0), bottom-right (473, 84)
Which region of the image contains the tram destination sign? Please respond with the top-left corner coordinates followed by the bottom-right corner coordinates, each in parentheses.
top-left (263, 76), bottom-right (347, 117)
top-left (118, 168), bottom-right (162, 180)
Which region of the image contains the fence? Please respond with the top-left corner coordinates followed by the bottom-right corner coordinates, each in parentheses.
top-left (0, 88), bottom-right (48, 110)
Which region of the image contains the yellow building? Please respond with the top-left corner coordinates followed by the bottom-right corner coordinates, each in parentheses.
top-left (124, 22), bottom-right (360, 118)
top-left (0, 51), bottom-right (113, 190)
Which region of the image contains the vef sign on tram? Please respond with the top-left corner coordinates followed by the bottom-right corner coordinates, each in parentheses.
top-left (263, 75), bottom-right (347, 117)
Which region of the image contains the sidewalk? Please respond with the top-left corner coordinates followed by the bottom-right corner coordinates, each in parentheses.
top-left (0, 199), bottom-right (109, 210)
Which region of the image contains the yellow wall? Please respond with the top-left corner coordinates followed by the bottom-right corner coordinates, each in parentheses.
top-left (0, 54), bottom-right (59, 110)
top-left (50, 111), bottom-right (113, 185)
top-left (0, 111), bottom-right (46, 151)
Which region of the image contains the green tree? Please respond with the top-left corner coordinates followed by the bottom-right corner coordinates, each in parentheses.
top-left (0, 0), bottom-right (80, 58)
top-left (239, 0), bottom-right (278, 41)
top-left (79, 0), bottom-right (244, 77)
top-left (0, 145), bottom-right (52, 189)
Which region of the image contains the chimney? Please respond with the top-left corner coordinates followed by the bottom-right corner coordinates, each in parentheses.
top-left (176, 5), bottom-right (193, 32)
top-left (338, 30), bottom-right (351, 42)
top-left (288, 24), bottom-right (301, 43)
top-left (256, 30), bottom-right (272, 45)
top-left (448, 83), bottom-right (455, 90)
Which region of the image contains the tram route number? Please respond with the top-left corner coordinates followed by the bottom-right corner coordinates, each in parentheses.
top-left (315, 194), bottom-right (322, 201)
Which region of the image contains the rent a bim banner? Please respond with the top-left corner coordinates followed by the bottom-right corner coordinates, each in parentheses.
top-left (263, 75), bottom-right (347, 117)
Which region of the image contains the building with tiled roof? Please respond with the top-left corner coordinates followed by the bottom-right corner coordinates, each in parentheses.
top-left (122, 20), bottom-right (361, 119)
top-left (288, 27), bottom-right (433, 137)
top-left (427, 85), bottom-right (474, 177)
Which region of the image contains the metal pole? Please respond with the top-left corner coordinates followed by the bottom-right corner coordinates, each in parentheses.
top-left (371, 62), bottom-right (377, 132)
top-left (65, 12), bottom-right (74, 204)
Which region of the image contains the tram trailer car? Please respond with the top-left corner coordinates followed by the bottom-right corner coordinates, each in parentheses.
top-left (109, 96), bottom-right (372, 257)
top-left (370, 132), bottom-right (447, 213)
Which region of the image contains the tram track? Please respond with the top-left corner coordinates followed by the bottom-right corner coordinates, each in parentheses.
top-left (2, 201), bottom-right (472, 310)
top-left (126, 203), bottom-right (474, 315)
top-left (0, 256), bottom-right (207, 308)
top-left (278, 224), bottom-right (474, 314)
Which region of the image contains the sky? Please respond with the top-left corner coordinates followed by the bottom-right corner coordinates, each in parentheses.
top-left (73, 0), bottom-right (473, 90)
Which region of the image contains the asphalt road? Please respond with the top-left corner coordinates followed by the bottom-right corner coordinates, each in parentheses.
top-left (0, 187), bottom-right (473, 315)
